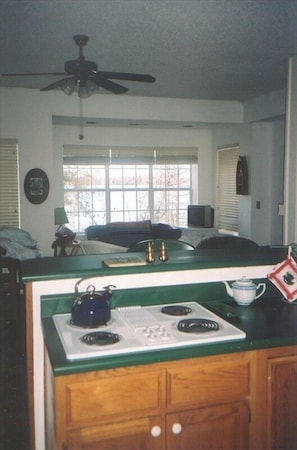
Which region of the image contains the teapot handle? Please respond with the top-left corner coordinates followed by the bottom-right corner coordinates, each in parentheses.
top-left (255, 283), bottom-right (266, 299)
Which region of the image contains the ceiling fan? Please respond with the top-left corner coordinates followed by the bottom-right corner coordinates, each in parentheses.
top-left (1, 34), bottom-right (156, 97)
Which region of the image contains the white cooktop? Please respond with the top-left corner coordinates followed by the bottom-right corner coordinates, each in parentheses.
top-left (53, 302), bottom-right (246, 361)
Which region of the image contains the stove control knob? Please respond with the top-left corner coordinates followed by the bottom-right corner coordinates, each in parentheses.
top-left (148, 334), bottom-right (157, 342)
top-left (161, 332), bottom-right (170, 340)
top-left (151, 425), bottom-right (161, 437)
top-left (172, 423), bottom-right (182, 435)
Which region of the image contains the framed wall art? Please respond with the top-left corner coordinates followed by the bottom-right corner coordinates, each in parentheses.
top-left (236, 156), bottom-right (248, 195)
top-left (24, 168), bottom-right (50, 204)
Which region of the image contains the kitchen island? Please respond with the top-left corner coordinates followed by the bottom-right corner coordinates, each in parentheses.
top-left (21, 247), bottom-right (297, 449)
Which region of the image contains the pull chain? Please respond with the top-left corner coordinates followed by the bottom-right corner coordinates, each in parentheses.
top-left (79, 96), bottom-right (84, 140)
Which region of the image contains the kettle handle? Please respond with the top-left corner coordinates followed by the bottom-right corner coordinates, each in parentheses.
top-left (255, 283), bottom-right (266, 299)
top-left (74, 278), bottom-right (116, 296)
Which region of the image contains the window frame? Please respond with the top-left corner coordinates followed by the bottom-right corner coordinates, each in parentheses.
top-left (63, 145), bottom-right (198, 232)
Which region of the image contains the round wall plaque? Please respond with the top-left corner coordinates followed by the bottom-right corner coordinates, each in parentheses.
top-left (24, 168), bottom-right (50, 204)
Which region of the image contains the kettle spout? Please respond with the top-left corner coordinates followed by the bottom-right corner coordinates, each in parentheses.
top-left (222, 281), bottom-right (233, 298)
top-left (104, 285), bottom-right (116, 293)
top-left (103, 285), bottom-right (116, 299)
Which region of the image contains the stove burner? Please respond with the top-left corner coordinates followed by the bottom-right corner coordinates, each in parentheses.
top-left (81, 331), bottom-right (120, 346)
top-left (177, 318), bottom-right (220, 333)
top-left (161, 305), bottom-right (192, 316)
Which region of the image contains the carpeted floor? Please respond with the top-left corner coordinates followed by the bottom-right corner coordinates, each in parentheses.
top-left (0, 289), bottom-right (29, 449)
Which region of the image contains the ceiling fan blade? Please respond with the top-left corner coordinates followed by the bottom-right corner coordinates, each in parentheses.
top-left (94, 76), bottom-right (128, 94)
top-left (1, 72), bottom-right (67, 77)
top-left (40, 77), bottom-right (76, 92)
top-left (98, 72), bottom-right (155, 83)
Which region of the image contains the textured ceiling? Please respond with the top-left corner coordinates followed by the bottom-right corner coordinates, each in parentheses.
top-left (1, 0), bottom-right (297, 102)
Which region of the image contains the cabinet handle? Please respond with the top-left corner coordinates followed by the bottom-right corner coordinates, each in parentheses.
top-left (151, 425), bottom-right (162, 437)
top-left (172, 423), bottom-right (182, 434)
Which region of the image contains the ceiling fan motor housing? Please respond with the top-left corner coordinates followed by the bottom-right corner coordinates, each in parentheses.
top-left (64, 60), bottom-right (98, 78)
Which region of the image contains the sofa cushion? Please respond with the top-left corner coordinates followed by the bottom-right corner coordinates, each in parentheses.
top-left (152, 222), bottom-right (182, 240)
top-left (107, 220), bottom-right (152, 247)
top-left (0, 226), bottom-right (39, 249)
top-left (0, 239), bottom-right (42, 260)
top-left (85, 220), bottom-right (153, 247)
top-left (85, 225), bottom-right (110, 242)
top-left (85, 220), bottom-right (182, 248)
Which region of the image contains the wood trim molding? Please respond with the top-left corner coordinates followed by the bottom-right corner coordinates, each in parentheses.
top-left (25, 283), bottom-right (35, 450)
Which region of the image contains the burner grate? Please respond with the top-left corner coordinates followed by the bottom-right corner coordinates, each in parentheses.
top-left (81, 331), bottom-right (120, 346)
top-left (161, 305), bottom-right (192, 316)
top-left (177, 318), bottom-right (220, 333)
top-left (69, 318), bottom-right (113, 329)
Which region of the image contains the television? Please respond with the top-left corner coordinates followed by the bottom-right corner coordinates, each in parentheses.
top-left (187, 205), bottom-right (214, 228)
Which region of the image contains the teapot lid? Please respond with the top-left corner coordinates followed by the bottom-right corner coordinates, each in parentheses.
top-left (232, 277), bottom-right (254, 287)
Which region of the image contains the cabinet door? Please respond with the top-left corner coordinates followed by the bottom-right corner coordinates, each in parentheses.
top-left (167, 400), bottom-right (249, 450)
top-left (267, 355), bottom-right (297, 450)
top-left (66, 416), bottom-right (164, 450)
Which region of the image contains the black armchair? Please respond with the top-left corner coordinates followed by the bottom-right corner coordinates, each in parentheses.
top-left (196, 236), bottom-right (259, 249)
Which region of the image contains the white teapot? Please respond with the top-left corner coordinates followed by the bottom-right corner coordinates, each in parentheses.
top-left (223, 277), bottom-right (266, 306)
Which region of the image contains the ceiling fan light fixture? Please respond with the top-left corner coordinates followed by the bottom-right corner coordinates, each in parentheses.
top-left (78, 84), bottom-right (90, 98)
top-left (85, 79), bottom-right (100, 95)
top-left (78, 79), bottom-right (99, 98)
top-left (60, 78), bottom-right (76, 96)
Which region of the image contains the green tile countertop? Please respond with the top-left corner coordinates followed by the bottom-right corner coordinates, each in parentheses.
top-left (22, 247), bottom-right (287, 283)
top-left (43, 296), bottom-right (297, 377)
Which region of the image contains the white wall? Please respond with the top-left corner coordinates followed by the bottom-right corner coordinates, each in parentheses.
top-left (271, 120), bottom-right (285, 243)
top-left (243, 89), bottom-right (286, 123)
top-left (0, 89), bottom-right (55, 254)
top-left (0, 86), bottom-right (285, 254)
top-left (212, 124), bottom-right (252, 236)
top-left (212, 120), bottom-right (285, 244)
top-left (284, 57), bottom-right (297, 244)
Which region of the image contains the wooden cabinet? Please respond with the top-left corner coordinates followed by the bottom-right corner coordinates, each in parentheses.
top-left (52, 366), bottom-right (166, 449)
top-left (166, 352), bottom-right (251, 450)
top-left (48, 352), bottom-right (252, 450)
top-left (46, 346), bottom-right (297, 450)
top-left (256, 346), bottom-right (297, 450)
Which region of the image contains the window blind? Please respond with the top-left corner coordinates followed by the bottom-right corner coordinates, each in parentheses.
top-left (63, 145), bottom-right (198, 165)
top-left (0, 139), bottom-right (20, 227)
top-left (63, 145), bottom-right (110, 165)
top-left (216, 145), bottom-right (239, 232)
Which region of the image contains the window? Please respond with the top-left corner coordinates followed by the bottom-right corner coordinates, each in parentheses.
top-left (63, 146), bottom-right (197, 232)
top-left (0, 139), bottom-right (20, 227)
top-left (216, 145), bottom-right (239, 233)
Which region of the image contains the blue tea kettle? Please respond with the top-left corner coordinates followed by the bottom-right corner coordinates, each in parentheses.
top-left (71, 281), bottom-right (116, 328)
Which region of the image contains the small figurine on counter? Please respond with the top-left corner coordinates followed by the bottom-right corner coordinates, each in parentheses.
top-left (146, 241), bottom-right (155, 263)
top-left (159, 241), bottom-right (168, 262)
